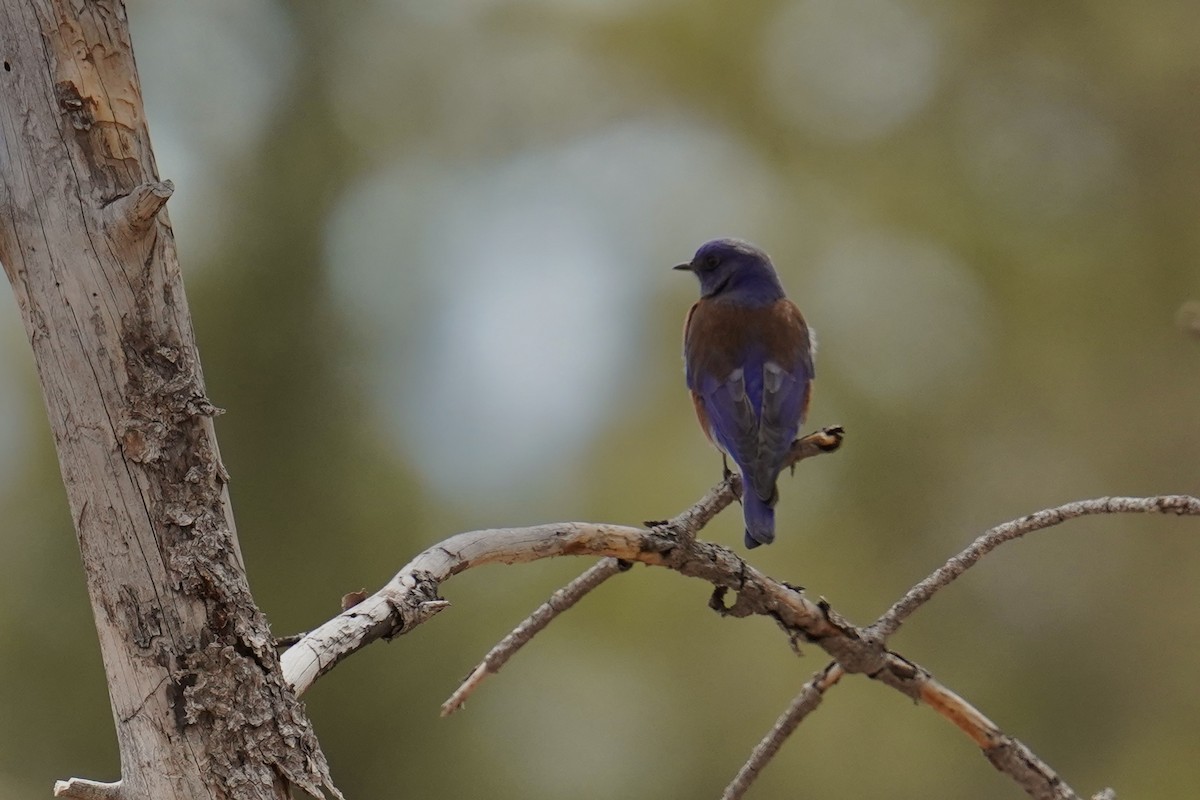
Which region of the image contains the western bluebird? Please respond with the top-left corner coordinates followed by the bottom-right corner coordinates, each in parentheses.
top-left (675, 239), bottom-right (814, 548)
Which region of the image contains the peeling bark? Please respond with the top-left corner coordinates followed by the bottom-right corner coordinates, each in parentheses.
top-left (0, 2), bottom-right (339, 798)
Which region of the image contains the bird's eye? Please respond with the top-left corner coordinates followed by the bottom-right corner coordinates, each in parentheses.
top-left (702, 254), bottom-right (720, 271)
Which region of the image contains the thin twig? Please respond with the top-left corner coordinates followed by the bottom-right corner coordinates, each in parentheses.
top-left (440, 558), bottom-right (629, 716)
top-left (722, 662), bottom-right (844, 800)
top-left (868, 495), bottom-right (1200, 641)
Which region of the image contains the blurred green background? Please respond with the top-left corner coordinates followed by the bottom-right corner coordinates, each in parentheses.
top-left (2, 0), bottom-right (1200, 797)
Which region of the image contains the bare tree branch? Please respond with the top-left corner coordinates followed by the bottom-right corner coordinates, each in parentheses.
top-left (868, 495), bottom-right (1200, 641)
top-left (275, 405), bottom-right (1187, 800)
top-left (722, 662), bottom-right (845, 800)
top-left (279, 517), bottom-right (1091, 798)
top-left (720, 492), bottom-right (1190, 799)
top-left (280, 487), bottom-right (1192, 798)
top-left (914, 673), bottom-right (1085, 798)
top-left (441, 557), bottom-right (629, 716)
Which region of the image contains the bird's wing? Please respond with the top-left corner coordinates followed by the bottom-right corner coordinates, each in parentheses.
top-left (750, 357), bottom-right (812, 497)
top-left (750, 301), bottom-right (814, 499)
top-left (690, 365), bottom-right (760, 465)
top-left (686, 299), bottom-right (813, 502)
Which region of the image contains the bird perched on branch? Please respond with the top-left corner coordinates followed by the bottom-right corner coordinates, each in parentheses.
top-left (675, 239), bottom-right (814, 548)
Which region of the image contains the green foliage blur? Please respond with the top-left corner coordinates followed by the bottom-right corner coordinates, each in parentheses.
top-left (2, 1), bottom-right (1199, 797)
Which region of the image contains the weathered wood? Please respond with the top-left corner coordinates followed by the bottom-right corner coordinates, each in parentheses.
top-left (0, 2), bottom-right (338, 798)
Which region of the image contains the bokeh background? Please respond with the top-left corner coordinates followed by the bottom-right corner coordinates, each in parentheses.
top-left (3, 0), bottom-right (1200, 797)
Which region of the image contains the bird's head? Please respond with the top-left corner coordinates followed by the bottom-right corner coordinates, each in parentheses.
top-left (674, 238), bottom-right (785, 304)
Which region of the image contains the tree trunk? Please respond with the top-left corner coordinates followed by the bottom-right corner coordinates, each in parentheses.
top-left (0, 2), bottom-right (339, 798)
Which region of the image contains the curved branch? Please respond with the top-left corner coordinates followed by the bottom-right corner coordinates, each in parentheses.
top-left (722, 662), bottom-right (844, 800)
top-left (869, 495), bottom-right (1200, 641)
top-left (441, 557), bottom-right (629, 716)
top-left (280, 518), bottom-right (1092, 799)
top-left (280, 436), bottom-right (1187, 800)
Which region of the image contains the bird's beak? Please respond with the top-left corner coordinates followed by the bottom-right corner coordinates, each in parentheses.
top-left (673, 262), bottom-right (693, 272)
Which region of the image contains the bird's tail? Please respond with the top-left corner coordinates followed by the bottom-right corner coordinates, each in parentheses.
top-left (742, 485), bottom-right (777, 549)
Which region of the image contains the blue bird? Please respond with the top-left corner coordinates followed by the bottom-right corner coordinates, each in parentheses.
top-left (675, 239), bottom-right (814, 548)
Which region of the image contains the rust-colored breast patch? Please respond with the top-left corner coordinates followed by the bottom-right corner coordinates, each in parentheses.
top-left (684, 298), bottom-right (811, 380)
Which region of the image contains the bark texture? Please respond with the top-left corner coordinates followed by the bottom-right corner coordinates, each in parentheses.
top-left (0, 2), bottom-right (338, 798)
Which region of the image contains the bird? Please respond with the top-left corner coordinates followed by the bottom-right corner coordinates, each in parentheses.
top-left (675, 238), bottom-right (814, 548)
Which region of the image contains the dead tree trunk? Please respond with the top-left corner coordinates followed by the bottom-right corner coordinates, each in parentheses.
top-left (0, 2), bottom-right (339, 798)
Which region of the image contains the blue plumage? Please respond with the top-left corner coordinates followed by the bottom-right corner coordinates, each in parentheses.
top-left (675, 239), bottom-right (814, 548)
